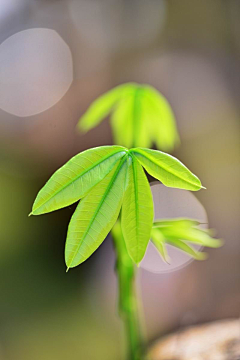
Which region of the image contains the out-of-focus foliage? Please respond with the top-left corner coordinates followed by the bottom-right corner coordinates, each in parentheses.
top-left (31, 146), bottom-right (203, 267)
top-left (151, 218), bottom-right (223, 263)
top-left (78, 83), bottom-right (179, 151)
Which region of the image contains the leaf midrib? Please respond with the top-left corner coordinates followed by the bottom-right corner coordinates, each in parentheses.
top-left (67, 155), bottom-right (128, 268)
top-left (132, 148), bottom-right (200, 188)
top-left (33, 148), bottom-right (127, 213)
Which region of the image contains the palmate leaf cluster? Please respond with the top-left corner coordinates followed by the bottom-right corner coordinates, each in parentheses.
top-left (151, 219), bottom-right (222, 263)
top-left (78, 83), bottom-right (179, 151)
top-left (31, 145), bottom-right (205, 269)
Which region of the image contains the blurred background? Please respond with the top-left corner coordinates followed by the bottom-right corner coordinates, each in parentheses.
top-left (0, 1), bottom-right (239, 359)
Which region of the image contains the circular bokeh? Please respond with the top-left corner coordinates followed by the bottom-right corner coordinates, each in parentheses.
top-left (0, 28), bottom-right (73, 117)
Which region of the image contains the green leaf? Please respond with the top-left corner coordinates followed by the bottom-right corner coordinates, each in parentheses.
top-left (132, 148), bottom-right (203, 191)
top-left (143, 86), bottom-right (180, 151)
top-left (151, 218), bottom-right (222, 262)
top-left (121, 155), bottom-right (154, 264)
top-left (111, 86), bottom-right (152, 148)
top-left (77, 82), bottom-right (180, 152)
top-left (111, 94), bottom-right (134, 148)
top-left (78, 84), bottom-right (133, 132)
top-left (31, 146), bottom-right (127, 215)
top-left (151, 228), bottom-right (169, 263)
top-left (166, 237), bottom-right (208, 260)
top-left (65, 156), bottom-right (128, 268)
top-left (153, 218), bottom-right (200, 229)
top-left (159, 225), bottom-right (223, 248)
top-left (152, 228), bottom-right (207, 261)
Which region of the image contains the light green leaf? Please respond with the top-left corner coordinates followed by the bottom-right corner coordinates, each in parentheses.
top-left (111, 94), bottom-right (134, 148)
top-left (153, 218), bottom-right (200, 229)
top-left (65, 156), bottom-right (128, 268)
top-left (151, 228), bottom-right (169, 263)
top-left (160, 226), bottom-right (223, 248)
top-left (121, 155), bottom-right (154, 264)
top-left (132, 148), bottom-right (203, 191)
top-left (77, 82), bottom-right (180, 151)
top-left (129, 87), bottom-right (152, 148)
top-left (152, 227), bottom-right (207, 261)
top-left (143, 86), bottom-right (180, 151)
top-left (167, 237), bottom-right (208, 260)
top-left (111, 86), bottom-right (152, 148)
top-left (31, 146), bottom-right (127, 215)
top-left (78, 84), bottom-right (133, 132)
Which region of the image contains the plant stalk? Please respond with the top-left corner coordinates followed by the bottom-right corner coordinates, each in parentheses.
top-left (112, 222), bottom-right (143, 360)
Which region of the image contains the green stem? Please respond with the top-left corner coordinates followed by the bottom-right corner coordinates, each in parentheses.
top-left (111, 222), bottom-right (143, 360)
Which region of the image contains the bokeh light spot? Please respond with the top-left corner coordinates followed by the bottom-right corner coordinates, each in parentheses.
top-left (0, 28), bottom-right (73, 117)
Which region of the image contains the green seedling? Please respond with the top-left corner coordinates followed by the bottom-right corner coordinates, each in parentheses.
top-left (31, 84), bottom-right (221, 360)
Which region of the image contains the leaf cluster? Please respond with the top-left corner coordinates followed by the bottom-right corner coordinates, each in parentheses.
top-left (151, 219), bottom-right (223, 263)
top-left (31, 146), bottom-right (204, 269)
top-left (78, 83), bottom-right (179, 151)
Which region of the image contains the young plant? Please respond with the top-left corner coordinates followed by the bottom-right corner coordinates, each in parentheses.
top-left (30, 146), bottom-right (221, 359)
top-left (31, 84), bottom-right (221, 360)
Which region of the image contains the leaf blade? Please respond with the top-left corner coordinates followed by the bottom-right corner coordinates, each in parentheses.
top-left (121, 155), bottom-right (154, 264)
top-left (31, 146), bottom-right (127, 215)
top-left (160, 226), bottom-right (223, 248)
top-left (167, 237), bottom-right (208, 260)
top-left (132, 148), bottom-right (203, 191)
top-left (111, 86), bottom-right (152, 148)
top-left (153, 218), bottom-right (200, 228)
top-left (151, 228), bottom-right (169, 263)
top-left (143, 86), bottom-right (180, 151)
top-left (78, 84), bottom-right (134, 132)
top-left (65, 156), bottom-right (128, 268)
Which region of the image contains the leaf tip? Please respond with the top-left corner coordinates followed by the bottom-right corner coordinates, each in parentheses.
top-left (76, 121), bottom-right (86, 134)
top-left (66, 267), bottom-right (70, 273)
top-left (28, 212), bottom-right (33, 217)
top-left (164, 257), bottom-right (171, 265)
top-left (201, 186), bottom-right (207, 190)
top-left (196, 252), bottom-right (208, 261)
top-left (215, 238), bottom-right (224, 247)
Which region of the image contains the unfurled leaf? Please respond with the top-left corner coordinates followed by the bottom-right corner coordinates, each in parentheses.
top-left (78, 83), bottom-right (179, 151)
top-left (151, 228), bottom-right (169, 263)
top-left (65, 156), bottom-right (128, 268)
top-left (78, 84), bottom-right (134, 133)
top-left (132, 148), bottom-right (203, 191)
top-left (159, 225), bottom-right (222, 248)
top-left (151, 218), bottom-right (223, 263)
top-left (153, 218), bottom-right (200, 229)
top-left (111, 94), bottom-right (135, 148)
top-left (121, 155), bottom-right (154, 264)
top-left (111, 86), bottom-right (152, 149)
top-left (31, 146), bottom-right (127, 215)
top-left (166, 238), bottom-right (208, 260)
top-left (143, 85), bottom-right (180, 151)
